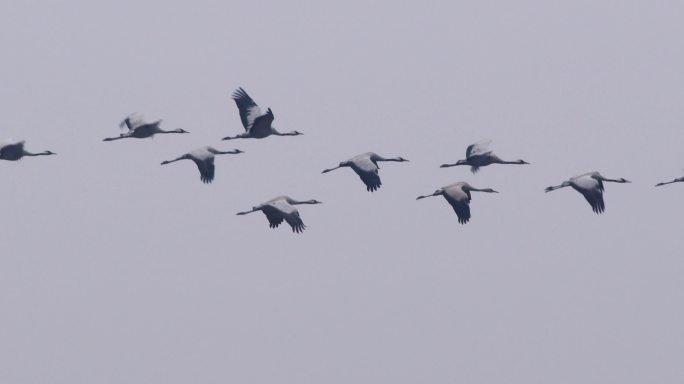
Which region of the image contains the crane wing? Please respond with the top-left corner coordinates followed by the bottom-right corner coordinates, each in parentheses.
top-left (193, 157), bottom-right (215, 184)
top-left (261, 205), bottom-right (285, 228)
top-left (232, 87), bottom-right (263, 131)
top-left (119, 113), bottom-right (146, 131)
top-left (352, 157), bottom-right (382, 192)
top-left (466, 140), bottom-right (492, 159)
top-left (578, 188), bottom-right (605, 214)
top-left (248, 108), bottom-right (275, 136)
top-left (445, 195), bottom-right (471, 224)
top-left (270, 201), bottom-right (306, 233)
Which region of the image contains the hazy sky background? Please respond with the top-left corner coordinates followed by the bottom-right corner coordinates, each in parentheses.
top-left (2, 1), bottom-right (683, 383)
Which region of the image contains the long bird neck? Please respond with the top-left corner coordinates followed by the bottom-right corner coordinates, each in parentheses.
top-left (289, 199), bottom-right (317, 205)
top-left (272, 128), bottom-right (299, 136)
top-left (24, 150), bottom-right (52, 156)
top-left (494, 157), bottom-right (526, 164)
top-left (378, 157), bottom-right (404, 162)
top-left (601, 177), bottom-right (626, 183)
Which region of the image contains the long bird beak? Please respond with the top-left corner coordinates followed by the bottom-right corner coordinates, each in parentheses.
top-left (416, 194), bottom-right (435, 200)
top-left (439, 163), bottom-right (455, 168)
top-left (221, 136), bottom-right (234, 141)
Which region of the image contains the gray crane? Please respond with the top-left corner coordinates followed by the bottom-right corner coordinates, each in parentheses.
top-left (160, 147), bottom-right (243, 184)
top-left (0, 141), bottom-right (56, 161)
top-left (416, 181), bottom-right (498, 224)
top-left (440, 140), bottom-right (529, 173)
top-left (237, 196), bottom-right (322, 233)
top-left (321, 152), bottom-right (409, 192)
top-left (545, 171), bottom-right (630, 214)
top-left (222, 87), bottom-right (302, 140)
top-left (103, 113), bottom-right (188, 141)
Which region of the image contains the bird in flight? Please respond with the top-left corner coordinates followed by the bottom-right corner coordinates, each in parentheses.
top-left (545, 171), bottom-right (630, 214)
top-left (222, 87), bottom-right (302, 140)
top-left (103, 113), bottom-right (188, 141)
top-left (160, 146), bottom-right (243, 184)
top-left (440, 140), bottom-right (529, 173)
top-left (0, 141), bottom-right (56, 161)
top-left (322, 152), bottom-right (409, 192)
top-left (237, 196), bottom-right (322, 233)
top-left (416, 181), bottom-right (499, 224)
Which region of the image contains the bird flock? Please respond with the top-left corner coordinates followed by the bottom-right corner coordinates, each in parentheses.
top-left (2, 87), bottom-right (682, 233)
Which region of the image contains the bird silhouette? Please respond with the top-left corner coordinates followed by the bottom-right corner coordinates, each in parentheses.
top-left (161, 147), bottom-right (243, 184)
top-left (237, 196), bottom-right (322, 233)
top-left (322, 152), bottom-right (408, 192)
top-left (222, 87), bottom-right (302, 140)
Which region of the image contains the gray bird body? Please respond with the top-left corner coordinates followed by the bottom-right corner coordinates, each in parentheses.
top-left (440, 140), bottom-right (529, 173)
top-left (237, 196), bottom-right (322, 233)
top-left (0, 141), bottom-right (55, 161)
top-left (222, 87), bottom-right (302, 140)
top-left (322, 152), bottom-right (409, 192)
top-left (545, 171), bottom-right (631, 214)
top-left (160, 146), bottom-right (243, 184)
top-left (416, 181), bottom-right (499, 224)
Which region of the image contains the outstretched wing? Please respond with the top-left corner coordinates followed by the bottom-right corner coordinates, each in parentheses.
top-left (261, 205), bottom-right (285, 228)
top-left (271, 201), bottom-right (306, 233)
top-left (352, 157), bottom-right (382, 192)
top-left (578, 188), bottom-right (605, 214)
top-left (248, 108), bottom-right (275, 136)
top-left (466, 140), bottom-right (492, 159)
top-left (232, 87), bottom-right (263, 131)
top-left (193, 157), bottom-right (215, 184)
top-left (445, 195), bottom-right (471, 224)
top-left (119, 113), bottom-right (145, 131)
top-left (573, 175), bottom-right (605, 214)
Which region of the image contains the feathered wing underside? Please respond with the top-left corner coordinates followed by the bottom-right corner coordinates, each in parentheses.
top-left (351, 157), bottom-right (382, 192)
top-left (284, 210), bottom-right (306, 233)
top-left (193, 157), bottom-right (215, 184)
top-left (571, 176), bottom-right (605, 214)
top-left (267, 201), bottom-right (306, 233)
top-left (248, 108), bottom-right (275, 136)
top-left (261, 206), bottom-right (285, 228)
top-left (445, 195), bottom-right (471, 224)
top-left (466, 140), bottom-right (492, 158)
top-left (578, 188), bottom-right (605, 214)
top-left (232, 87), bottom-right (262, 131)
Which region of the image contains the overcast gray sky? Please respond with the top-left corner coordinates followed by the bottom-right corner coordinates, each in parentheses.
top-left (2, 1), bottom-right (684, 383)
